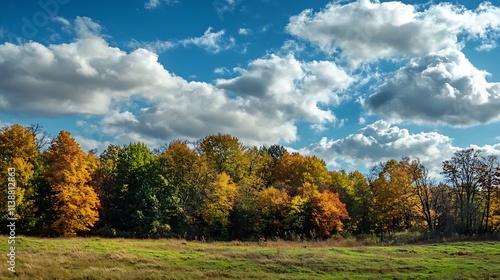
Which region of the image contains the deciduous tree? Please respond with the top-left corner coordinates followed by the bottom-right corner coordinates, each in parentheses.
top-left (311, 190), bottom-right (349, 237)
top-left (44, 131), bottom-right (99, 236)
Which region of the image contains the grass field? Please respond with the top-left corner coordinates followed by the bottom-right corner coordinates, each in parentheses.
top-left (0, 236), bottom-right (499, 279)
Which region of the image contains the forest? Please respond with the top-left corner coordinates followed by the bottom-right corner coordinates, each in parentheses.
top-left (1, 123), bottom-right (499, 240)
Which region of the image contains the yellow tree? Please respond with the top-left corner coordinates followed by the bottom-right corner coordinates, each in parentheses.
top-left (256, 186), bottom-right (291, 237)
top-left (273, 152), bottom-right (330, 196)
top-left (45, 131), bottom-right (100, 236)
top-left (0, 124), bottom-right (39, 229)
top-left (200, 172), bottom-right (238, 236)
top-left (371, 159), bottom-right (420, 233)
top-left (197, 134), bottom-right (249, 183)
top-left (311, 190), bottom-right (349, 237)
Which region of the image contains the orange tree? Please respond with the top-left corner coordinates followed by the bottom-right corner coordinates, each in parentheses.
top-left (44, 131), bottom-right (99, 236)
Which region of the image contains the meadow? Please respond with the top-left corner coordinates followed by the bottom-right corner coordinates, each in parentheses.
top-left (0, 236), bottom-right (499, 279)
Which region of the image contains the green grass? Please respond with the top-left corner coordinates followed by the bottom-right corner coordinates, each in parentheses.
top-left (0, 236), bottom-right (499, 279)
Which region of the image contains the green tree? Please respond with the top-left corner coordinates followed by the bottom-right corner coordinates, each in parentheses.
top-left (91, 144), bottom-right (123, 231)
top-left (158, 141), bottom-right (212, 238)
top-left (331, 170), bottom-right (374, 234)
top-left (114, 142), bottom-right (169, 237)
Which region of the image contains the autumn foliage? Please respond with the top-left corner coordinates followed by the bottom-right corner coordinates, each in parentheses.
top-left (44, 131), bottom-right (100, 236)
top-left (1, 124), bottom-right (499, 239)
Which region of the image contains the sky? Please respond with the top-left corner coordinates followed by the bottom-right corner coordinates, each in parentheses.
top-left (1, 0), bottom-right (500, 177)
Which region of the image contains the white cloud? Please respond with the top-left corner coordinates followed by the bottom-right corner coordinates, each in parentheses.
top-left (238, 28), bottom-right (251, 35)
top-left (287, 0), bottom-right (500, 62)
top-left (74, 135), bottom-right (112, 153)
top-left (0, 37), bottom-right (175, 116)
top-left (128, 39), bottom-right (176, 53)
top-left (214, 67), bottom-right (230, 75)
top-left (216, 54), bottom-right (355, 125)
top-left (214, 0), bottom-right (242, 19)
top-left (260, 24), bottom-right (272, 33)
top-left (364, 49), bottom-right (500, 126)
top-left (0, 31), bottom-right (356, 147)
top-left (145, 0), bottom-right (160, 9)
top-left (74, 16), bottom-right (102, 38)
top-left (476, 41), bottom-right (497, 51)
top-left (281, 40), bottom-right (305, 55)
top-left (52, 16), bottom-right (71, 27)
top-left (130, 27), bottom-right (235, 54)
top-left (301, 120), bottom-right (500, 177)
top-left (301, 120), bottom-right (456, 175)
top-left (180, 27), bottom-right (235, 53)
top-left (145, 0), bottom-right (178, 10)
top-left (469, 143), bottom-right (500, 157)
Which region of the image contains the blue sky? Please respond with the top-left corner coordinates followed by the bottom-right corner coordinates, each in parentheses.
top-left (1, 0), bottom-right (500, 176)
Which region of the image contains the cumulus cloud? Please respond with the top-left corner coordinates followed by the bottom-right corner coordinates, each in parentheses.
top-left (0, 26), bottom-right (357, 147)
top-left (0, 37), bottom-right (172, 116)
top-left (287, 0), bottom-right (500, 62)
top-left (216, 54), bottom-right (354, 125)
top-left (301, 120), bottom-right (456, 174)
top-left (364, 49), bottom-right (500, 126)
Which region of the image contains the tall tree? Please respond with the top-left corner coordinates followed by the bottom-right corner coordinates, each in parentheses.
top-left (115, 142), bottom-right (168, 237)
top-left (370, 159), bottom-right (419, 233)
top-left (442, 148), bottom-right (486, 235)
top-left (311, 190), bottom-right (349, 237)
top-left (256, 187), bottom-right (291, 237)
top-left (331, 170), bottom-right (374, 234)
top-left (158, 141), bottom-right (212, 238)
top-left (44, 131), bottom-right (100, 236)
top-left (200, 172), bottom-right (238, 238)
top-left (273, 152), bottom-right (330, 196)
top-left (477, 155), bottom-right (499, 234)
top-left (409, 159), bottom-right (438, 232)
top-left (91, 144), bottom-right (123, 230)
top-left (197, 134), bottom-right (249, 183)
top-left (0, 124), bottom-right (40, 231)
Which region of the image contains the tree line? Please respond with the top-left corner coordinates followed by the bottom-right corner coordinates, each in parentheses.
top-left (1, 124), bottom-right (499, 239)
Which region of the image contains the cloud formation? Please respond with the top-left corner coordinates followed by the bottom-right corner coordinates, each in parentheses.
top-left (301, 120), bottom-right (456, 174)
top-left (0, 23), bottom-right (356, 147)
top-left (216, 54), bottom-right (354, 124)
top-left (364, 49), bottom-right (500, 126)
top-left (128, 27), bottom-right (235, 54)
top-left (180, 27), bottom-right (235, 54)
top-left (287, 0), bottom-right (500, 62)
